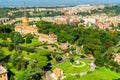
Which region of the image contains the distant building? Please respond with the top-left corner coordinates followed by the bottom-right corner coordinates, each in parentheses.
top-left (15, 17), bottom-right (38, 35)
top-left (39, 33), bottom-right (57, 44)
top-left (0, 66), bottom-right (8, 80)
top-left (51, 68), bottom-right (65, 80)
top-left (7, 12), bottom-right (13, 16)
top-left (42, 17), bottom-right (54, 23)
top-left (54, 16), bottom-right (68, 24)
top-left (57, 42), bottom-right (70, 50)
top-left (83, 18), bottom-right (96, 27)
top-left (87, 54), bottom-right (94, 59)
top-left (0, 18), bottom-right (10, 24)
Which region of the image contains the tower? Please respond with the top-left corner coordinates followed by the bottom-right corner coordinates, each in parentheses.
top-left (15, 0), bottom-right (38, 35)
top-left (22, 1), bottom-right (29, 26)
top-left (24, 1), bottom-right (26, 17)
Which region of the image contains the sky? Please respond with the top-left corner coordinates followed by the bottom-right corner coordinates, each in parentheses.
top-left (0, 0), bottom-right (120, 6)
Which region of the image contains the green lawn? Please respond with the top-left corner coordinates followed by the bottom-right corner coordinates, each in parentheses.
top-left (10, 68), bottom-right (24, 80)
top-left (1, 47), bottom-right (16, 55)
top-left (21, 49), bottom-right (51, 67)
top-left (22, 50), bottom-right (49, 59)
top-left (113, 46), bottom-right (120, 53)
top-left (64, 67), bottom-right (120, 80)
top-left (21, 38), bottom-right (40, 47)
top-left (2, 47), bottom-right (50, 80)
top-left (80, 67), bottom-right (120, 80)
top-left (52, 59), bottom-right (92, 73)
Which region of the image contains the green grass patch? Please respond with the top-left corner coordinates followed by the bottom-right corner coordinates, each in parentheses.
top-left (1, 47), bottom-right (16, 55)
top-left (21, 38), bottom-right (40, 47)
top-left (52, 59), bottom-right (91, 73)
top-left (22, 49), bottom-right (49, 61)
top-left (113, 46), bottom-right (120, 53)
top-left (69, 67), bottom-right (120, 80)
top-left (80, 68), bottom-right (120, 80)
top-left (10, 68), bottom-right (24, 80)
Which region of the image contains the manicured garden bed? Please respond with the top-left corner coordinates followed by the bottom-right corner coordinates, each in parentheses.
top-left (52, 59), bottom-right (92, 73)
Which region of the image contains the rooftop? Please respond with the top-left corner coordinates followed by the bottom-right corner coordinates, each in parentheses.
top-left (0, 66), bottom-right (7, 74)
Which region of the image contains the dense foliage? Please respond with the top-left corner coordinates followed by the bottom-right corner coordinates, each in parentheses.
top-left (0, 17), bottom-right (120, 79)
top-left (37, 21), bottom-right (120, 55)
top-left (0, 7), bottom-right (18, 18)
top-left (30, 11), bottom-right (64, 17)
top-left (36, 21), bottom-right (120, 73)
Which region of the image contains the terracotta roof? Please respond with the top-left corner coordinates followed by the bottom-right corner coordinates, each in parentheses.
top-left (49, 34), bottom-right (57, 38)
top-left (39, 34), bottom-right (49, 38)
top-left (15, 25), bottom-right (38, 31)
top-left (113, 54), bottom-right (120, 59)
top-left (53, 68), bottom-right (62, 72)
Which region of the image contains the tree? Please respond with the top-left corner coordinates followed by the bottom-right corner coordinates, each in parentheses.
top-left (118, 23), bottom-right (120, 29)
top-left (8, 44), bottom-right (14, 51)
top-left (80, 19), bottom-right (85, 23)
top-left (94, 52), bottom-right (105, 67)
top-left (0, 33), bottom-right (8, 40)
top-left (25, 34), bottom-right (33, 39)
top-left (23, 69), bottom-right (41, 80)
top-left (0, 50), bottom-right (5, 60)
top-left (10, 32), bottom-right (23, 51)
top-left (11, 32), bottom-right (23, 44)
top-left (26, 37), bottom-right (32, 43)
top-left (55, 54), bottom-right (62, 61)
top-left (25, 34), bottom-right (33, 43)
top-left (16, 59), bottom-right (28, 71)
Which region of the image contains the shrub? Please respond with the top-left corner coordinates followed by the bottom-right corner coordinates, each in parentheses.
top-left (8, 44), bottom-right (14, 51)
top-left (0, 42), bottom-right (8, 47)
top-left (55, 54), bottom-right (62, 61)
top-left (26, 37), bottom-right (32, 43)
top-left (20, 46), bottom-right (35, 53)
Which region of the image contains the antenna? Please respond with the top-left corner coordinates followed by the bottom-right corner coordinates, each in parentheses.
top-left (24, 1), bottom-right (26, 17)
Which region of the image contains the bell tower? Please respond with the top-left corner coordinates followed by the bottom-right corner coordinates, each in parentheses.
top-left (22, 1), bottom-right (29, 26)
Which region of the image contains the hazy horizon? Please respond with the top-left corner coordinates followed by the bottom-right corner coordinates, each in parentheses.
top-left (0, 0), bottom-right (120, 7)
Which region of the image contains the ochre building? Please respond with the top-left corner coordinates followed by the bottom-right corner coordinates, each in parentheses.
top-left (15, 17), bottom-right (38, 35)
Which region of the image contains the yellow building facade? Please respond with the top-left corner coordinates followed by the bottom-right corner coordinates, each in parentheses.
top-left (15, 17), bottom-right (38, 35)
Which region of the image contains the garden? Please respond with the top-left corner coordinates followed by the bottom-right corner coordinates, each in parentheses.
top-left (52, 58), bottom-right (93, 74)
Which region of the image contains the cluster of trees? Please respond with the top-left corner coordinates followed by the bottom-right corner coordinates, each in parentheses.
top-left (9, 11), bottom-right (30, 19)
top-left (0, 7), bottom-right (18, 18)
top-left (0, 7), bottom-right (64, 19)
top-left (30, 10), bottom-right (64, 17)
top-left (25, 34), bottom-right (33, 43)
top-left (9, 53), bottom-right (42, 80)
top-left (37, 20), bottom-right (76, 43)
top-left (11, 54), bottom-right (28, 71)
top-left (0, 25), bottom-right (34, 50)
top-left (0, 24), bottom-right (43, 79)
top-left (22, 69), bottom-right (41, 80)
top-left (37, 21), bottom-right (119, 54)
top-left (36, 20), bottom-right (120, 72)
top-left (0, 23), bottom-right (57, 80)
top-left (94, 48), bottom-right (120, 73)
top-left (0, 50), bottom-right (6, 60)
top-left (0, 25), bottom-right (13, 40)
